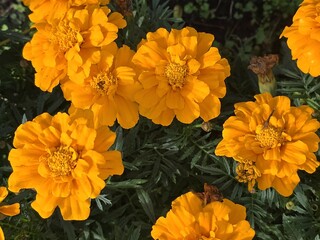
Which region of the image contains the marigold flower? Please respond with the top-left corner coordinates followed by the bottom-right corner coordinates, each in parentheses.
top-left (0, 187), bottom-right (20, 240)
top-left (23, 0), bottom-right (110, 23)
top-left (8, 111), bottom-right (124, 220)
top-left (62, 42), bottom-right (140, 129)
top-left (23, 5), bottom-right (126, 92)
top-left (215, 93), bottom-right (320, 196)
top-left (281, 0), bottom-right (320, 77)
top-left (151, 190), bottom-right (255, 239)
top-left (132, 27), bottom-right (230, 126)
top-left (235, 157), bottom-right (261, 193)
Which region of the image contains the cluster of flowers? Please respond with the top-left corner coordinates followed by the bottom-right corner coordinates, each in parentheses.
top-left (1, 0), bottom-right (320, 239)
top-left (22, 0), bottom-right (231, 128)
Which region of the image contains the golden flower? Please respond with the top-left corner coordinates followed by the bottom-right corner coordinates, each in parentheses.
top-left (281, 0), bottom-right (320, 77)
top-left (8, 110), bottom-right (124, 220)
top-left (215, 92), bottom-right (320, 196)
top-left (23, 5), bottom-right (126, 92)
top-left (151, 190), bottom-right (255, 239)
top-left (0, 187), bottom-right (20, 240)
top-left (23, 0), bottom-right (110, 23)
top-left (132, 27), bottom-right (230, 126)
top-left (61, 42), bottom-right (140, 129)
top-left (235, 157), bottom-right (261, 193)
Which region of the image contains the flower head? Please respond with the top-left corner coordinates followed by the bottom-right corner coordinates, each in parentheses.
top-left (0, 187), bottom-right (20, 239)
top-left (62, 42), bottom-right (140, 129)
top-left (8, 111), bottom-right (124, 220)
top-left (132, 27), bottom-right (230, 126)
top-left (235, 157), bottom-right (261, 193)
top-left (23, 5), bottom-right (126, 92)
top-left (215, 93), bottom-right (320, 196)
top-left (151, 186), bottom-right (255, 240)
top-left (23, 0), bottom-right (110, 23)
top-left (281, 0), bottom-right (320, 77)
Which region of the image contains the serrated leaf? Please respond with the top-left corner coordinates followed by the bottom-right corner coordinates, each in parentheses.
top-left (294, 187), bottom-right (309, 210)
top-left (128, 226), bottom-right (141, 240)
top-left (60, 216), bottom-right (76, 240)
top-left (180, 145), bottom-right (195, 160)
top-left (194, 164), bottom-right (227, 175)
top-left (107, 179), bottom-right (148, 189)
top-left (21, 113), bottom-right (27, 123)
top-left (136, 189), bottom-right (155, 222)
top-left (190, 150), bottom-right (202, 168)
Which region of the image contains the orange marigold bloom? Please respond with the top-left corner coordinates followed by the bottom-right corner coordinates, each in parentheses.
top-left (61, 42), bottom-right (140, 129)
top-left (0, 187), bottom-right (20, 240)
top-left (23, 0), bottom-right (110, 23)
top-left (132, 27), bottom-right (230, 126)
top-left (215, 93), bottom-right (320, 196)
top-left (281, 0), bottom-right (320, 77)
top-left (8, 111), bottom-right (124, 220)
top-left (151, 191), bottom-right (255, 240)
top-left (23, 5), bottom-right (126, 92)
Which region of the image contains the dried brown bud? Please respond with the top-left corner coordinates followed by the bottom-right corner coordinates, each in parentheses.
top-left (248, 54), bottom-right (278, 96)
top-left (113, 0), bottom-right (133, 17)
top-left (248, 54), bottom-right (279, 78)
top-left (195, 183), bottom-right (223, 205)
top-left (201, 121), bottom-right (213, 132)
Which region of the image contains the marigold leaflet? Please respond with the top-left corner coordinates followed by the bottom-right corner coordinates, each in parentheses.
top-left (8, 110), bottom-right (124, 220)
top-left (281, 0), bottom-right (320, 77)
top-left (151, 191), bottom-right (255, 240)
top-left (23, 5), bottom-right (126, 92)
top-left (132, 27), bottom-right (230, 126)
top-left (62, 42), bottom-right (140, 129)
top-left (215, 92), bottom-right (320, 196)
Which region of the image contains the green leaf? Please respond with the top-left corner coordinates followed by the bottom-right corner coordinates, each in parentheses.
top-left (107, 179), bottom-right (148, 189)
top-left (136, 189), bottom-right (156, 223)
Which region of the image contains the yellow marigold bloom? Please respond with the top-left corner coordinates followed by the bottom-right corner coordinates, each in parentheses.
top-left (132, 27), bottom-right (230, 126)
top-left (215, 93), bottom-right (320, 196)
top-left (62, 42), bottom-right (140, 129)
top-left (23, 0), bottom-right (110, 23)
top-left (235, 157), bottom-right (261, 193)
top-left (23, 5), bottom-right (126, 92)
top-left (0, 187), bottom-right (20, 240)
top-left (8, 111), bottom-right (124, 220)
top-left (151, 191), bottom-right (255, 240)
top-left (281, 0), bottom-right (320, 77)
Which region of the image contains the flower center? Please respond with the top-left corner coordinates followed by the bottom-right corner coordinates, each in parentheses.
top-left (255, 125), bottom-right (284, 148)
top-left (236, 159), bottom-right (261, 193)
top-left (164, 63), bottom-right (188, 90)
top-left (90, 71), bottom-right (118, 96)
top-left (46, 146), bottom-right (78, 177)
top-left (51, 20), bottom-right (79, 53)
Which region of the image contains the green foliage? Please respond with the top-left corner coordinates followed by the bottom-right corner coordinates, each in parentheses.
top-left (115, 0), bottom-right (184, 49)
top-left (180, 0), bottom-right (301, 62)
top-left (0, 0), bottom-right (320, 240)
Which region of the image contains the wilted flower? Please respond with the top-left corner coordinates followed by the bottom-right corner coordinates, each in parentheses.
top-left (248, 54), bottom-right (278, 96)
